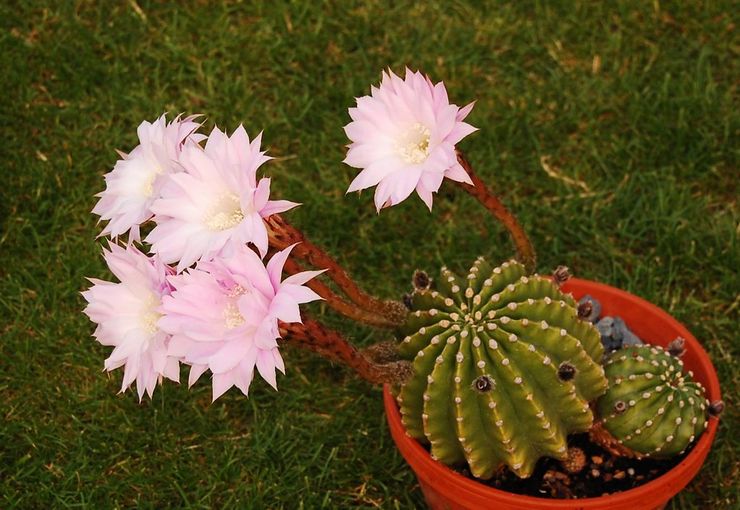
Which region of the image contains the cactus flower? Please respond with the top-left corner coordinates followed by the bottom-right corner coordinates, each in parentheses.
top-left (159, 244), bottom-right (323, 401)
top-left (92, 114), bottom-right (204, 241)
top-left (344, 69), bottom-right (477, 211)
top-left (146, 126), bottom-right (298, 271)
top-left (82, 243), bottom-right (180, 400)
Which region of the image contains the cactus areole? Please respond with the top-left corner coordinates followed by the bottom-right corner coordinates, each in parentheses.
top-left (594, 345), bottom-right (710, 459)
top-left (395, 258), bottom-right (608, 478)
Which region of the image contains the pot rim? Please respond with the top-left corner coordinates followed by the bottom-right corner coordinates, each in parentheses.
top-left (384, 277), bottom-right (721, 508)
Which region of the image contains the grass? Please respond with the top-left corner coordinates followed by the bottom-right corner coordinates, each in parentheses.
top-left (1, 0), bottom-right (737, 508)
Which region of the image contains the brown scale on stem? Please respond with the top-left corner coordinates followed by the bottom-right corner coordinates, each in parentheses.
top-left (266, 214), bottom-right (407, 326)
top-left (280, 319), bottom-right (412, 385)
top-left (362, 341), bottom-right (405, 365)
top-left (455, 151), bottom-right (537, 273)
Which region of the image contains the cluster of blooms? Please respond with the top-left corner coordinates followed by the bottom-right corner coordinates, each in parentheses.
top-left (83, 116), bottom-right (322, 401)
top-left (83, 68), bottom-right (477, 401)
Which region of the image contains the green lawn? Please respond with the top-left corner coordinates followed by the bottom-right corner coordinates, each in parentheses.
top-left (1, 1), bottom-right (737, 508)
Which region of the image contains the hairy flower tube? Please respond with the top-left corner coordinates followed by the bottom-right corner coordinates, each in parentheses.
top-left (159, 244), bottom-right (324, 401)
top-left (146, 126), bottom-right (297, 271)
top-left (82, 243), bottom-right (180, 400)
top-left (92, 114), bottom-right (204, 241)
top-left (344, 68), bottom-right (478, 211)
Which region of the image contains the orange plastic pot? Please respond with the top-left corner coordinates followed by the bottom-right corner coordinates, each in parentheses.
top-left (384, 278), bottom-right (721, 510)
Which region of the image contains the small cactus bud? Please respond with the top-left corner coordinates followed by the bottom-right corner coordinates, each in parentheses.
top-left (402, 293), bottom-right (413, 310)
top-left (577, 300), bottom-right (593, 320)
top-left (667, 337), bottom-right (686, 357)
top-left (413, 270), bottom-right (430, 290)
top-left (561, 447), bottom-right (587, 474)
top-left (552, 265), bottom-right (571, 286)
top-left (614, 400), bottom-right (627, 414)
top-left (708, 400), bottom-right (724, 417)
top-left (577, 295), bottom-right (602, 323)
top-left (472, 375), bottom-right (494, 393)
top-left (557, 361), bottom-right (576, 381)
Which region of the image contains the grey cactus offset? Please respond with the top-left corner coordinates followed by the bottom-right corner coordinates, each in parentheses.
top-left (593, 344), bottom-right (710, 459)
top-left (395, 257), bottom-right (608, 479)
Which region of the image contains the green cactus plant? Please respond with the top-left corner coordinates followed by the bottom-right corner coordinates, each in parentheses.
top-left (395, 257), bottom-right (608, 478)
top-left (593, 344), bottom-right (710, 459)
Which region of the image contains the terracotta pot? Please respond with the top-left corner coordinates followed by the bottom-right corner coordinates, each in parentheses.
top-left (384, 277), bottom-right (721, 510)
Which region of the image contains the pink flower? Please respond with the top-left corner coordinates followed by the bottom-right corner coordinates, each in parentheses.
top-left (146, 126), bottom-right (297, 272)
top-left (159, 244), bottom-right (323, 401)
top-left (344, 68), bottom-right (478, 211)
top-left (82, 243), bottom-right (180, 400)
top-left (92, 114), bottom-right (204, 241)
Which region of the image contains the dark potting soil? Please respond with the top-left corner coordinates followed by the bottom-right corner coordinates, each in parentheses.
top-left (453, 433), bottom-right (691, 499)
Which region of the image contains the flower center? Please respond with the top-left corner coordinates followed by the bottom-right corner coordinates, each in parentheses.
top-left (142, 174), bottom-right (155, 197)
top-left (205, 193), bottom-right (244, 231)
top-left (141, 311), bottom-right (162, 334)
top-left (228, 284), bottom-right (247, 298)
top-left (397, 123), bottom-right (431, 164)
top-left (140, 294), bottom-right (162, 334)
top-left (141, 163), bottom-right (164, 198)
top-left (223, 285), bottom-right (248, 329)
top-left (223, 303), bottom-right (245, 329)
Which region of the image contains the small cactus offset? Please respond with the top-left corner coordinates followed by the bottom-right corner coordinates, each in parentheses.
top-left (594, 344), bottom-right (710, 459)
top-left (395, 257), bottom-right (608, 478)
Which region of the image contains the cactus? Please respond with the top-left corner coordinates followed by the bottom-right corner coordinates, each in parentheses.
top-left (395, 257), bottom-right (608, 478)
top-left (593, 344), bottom-right (710, 459)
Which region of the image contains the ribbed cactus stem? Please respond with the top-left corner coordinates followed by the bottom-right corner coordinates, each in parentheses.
top-left (594, 344), bottom-right (711, 459)
top-left (395, 257), bottom-right (607, 478)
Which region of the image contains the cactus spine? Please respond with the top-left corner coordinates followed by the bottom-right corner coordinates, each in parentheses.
top-left (594, 344), bottom-right (710, 458)
top-left (396, 258), bottom-right (608, 478)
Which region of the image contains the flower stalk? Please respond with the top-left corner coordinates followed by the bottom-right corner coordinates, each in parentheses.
top-left (266, 214), bottom-right (407, 326)
top-left (279, 319), bottom-right (412, 385)
top-left (282, 257), bottom-right (400, 328)
top-left (455, 150), bottom-right (537, 273)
